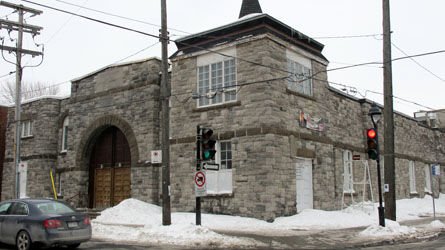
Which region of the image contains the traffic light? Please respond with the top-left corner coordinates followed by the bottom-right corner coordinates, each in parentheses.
top-left (367, 128), bottom-right (379, 160)
top-left (201, 128), bottom-right (216, 161)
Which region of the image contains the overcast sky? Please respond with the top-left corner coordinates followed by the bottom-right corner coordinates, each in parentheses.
top-left (0, 0), bottom-right (444, 116)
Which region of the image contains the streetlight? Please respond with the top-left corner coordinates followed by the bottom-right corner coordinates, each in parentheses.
top-left (368, 103), bottom-right (385, 227)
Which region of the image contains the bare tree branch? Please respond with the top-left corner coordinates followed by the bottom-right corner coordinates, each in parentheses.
top-left (0, 81), bottom-right (60, 105)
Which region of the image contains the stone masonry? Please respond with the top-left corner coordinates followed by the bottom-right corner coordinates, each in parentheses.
top-left (1, 8), bottom-right (444, 222)
top-left (2, 58), bottom-right (163, 207)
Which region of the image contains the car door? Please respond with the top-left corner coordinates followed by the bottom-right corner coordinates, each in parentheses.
top-left (0, 202), bottom-right (13, 244)
top-left (2, 202), bottom-right (29, 245)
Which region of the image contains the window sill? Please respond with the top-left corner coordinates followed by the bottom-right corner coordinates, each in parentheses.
top-left (59, 150), bottom-right (67, 155)
top-left (286, 88), bottom-right (316, 101)
top-left (193, 101), bottom-right (241, 112)
top-left (21, 136), bottom-right (34, 140)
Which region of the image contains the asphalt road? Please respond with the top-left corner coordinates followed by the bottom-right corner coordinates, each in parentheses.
top-left (0, 233), bottom-right (444, 250)
top-left (0, 240), bottom-right (182, 250)
top-left (362, 233), bottom-right (445, 250)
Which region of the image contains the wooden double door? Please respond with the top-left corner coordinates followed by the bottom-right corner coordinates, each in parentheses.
top-left (89, 126), bottom-right (131, 208)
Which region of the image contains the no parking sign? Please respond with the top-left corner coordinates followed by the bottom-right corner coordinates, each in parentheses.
top-left (195, 171), bottom-right (206, 197)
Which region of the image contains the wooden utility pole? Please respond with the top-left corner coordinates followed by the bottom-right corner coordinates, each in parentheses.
top-left (160, 0), bottom-right (171, 225)
top-left (0, 1), bottom-right (42, 199)
top-left (382, 0), bottom-right (396, 220)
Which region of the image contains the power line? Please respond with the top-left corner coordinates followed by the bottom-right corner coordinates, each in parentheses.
top-left (20, 0), bottom-right (161, 40)
top-left (45, 0), bottom-right (90, 44)
top-left (313, 33), bottom-right (383, 39)
top-left (13, 0), bottom-right (445, 112)
top-left (323, 49), bottom-right (445, 74)
top-left (391, 42), bottom-right (445, 82)
top-left (51, 0), bottom-right (191, 36)
top-left (322, 78), bottom-right (436, 110)
top-left (14, 42), bottom-right (161, 95)
top-left (0, 71), bottom-right (15, 79)
top-left (21, 0), bottom-right (445, 85)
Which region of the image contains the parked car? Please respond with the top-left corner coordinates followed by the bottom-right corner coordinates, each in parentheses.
top-left (0, 198), bottom-right (91, 250)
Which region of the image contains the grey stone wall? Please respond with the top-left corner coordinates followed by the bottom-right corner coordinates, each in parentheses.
top-left (58, 58), bottom-right (163, 207)
top-left (2, 58), bottom-right (163, 208)
top-left (170, 33), bottom-right (445, 220)
top-left (2, 98), bottom-right (61, 199)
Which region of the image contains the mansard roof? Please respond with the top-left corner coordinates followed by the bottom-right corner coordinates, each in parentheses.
top-left (172, 14), bottom-right (326, 61)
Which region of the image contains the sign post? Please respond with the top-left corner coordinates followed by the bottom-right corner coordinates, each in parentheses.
top-left (196, 126), bottom-right (202, 225)
top-left (430, 164), bottom-right (440, 220)
top-left (195, 171), bottom-right (206, 197)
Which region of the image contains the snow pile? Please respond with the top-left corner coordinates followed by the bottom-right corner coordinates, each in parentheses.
top-left (93, 199), bottom-right (264, 248)
top-left (429, 220), bottom-right (445, 229)
top-left (397, 194), bottom-right (445, 220)
top-left (92, 195), bottom-right (445, 247)
top-left (95, 198), bottom-right (161, 226)
top-left (359, 220), bottom-right (416, 237)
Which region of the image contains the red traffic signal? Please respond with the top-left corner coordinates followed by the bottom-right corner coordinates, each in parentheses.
top-left (367, 128), bottom-right (376, 139)
top-left (366, 128), bottom-right (379, 160)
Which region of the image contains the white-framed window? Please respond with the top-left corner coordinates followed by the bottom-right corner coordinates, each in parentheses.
top-left (287, 50), bottom-right (312, 96)
top-left (217, 141), bottom-right (232, 169)
top-left (21, 120), bottom-right (33, 138)
top-left (206, 140), bottom-right (233, 195)
top-left (61, 117), bottom-right (69, 152)
top-left (408, 161), bottom-right (417, 194)
top-left (197, 48), bottom-right (237, 107)
top-left (343, 150), bottom-right (354, 193)
top-left (424, 165), bottom-right (432, 193)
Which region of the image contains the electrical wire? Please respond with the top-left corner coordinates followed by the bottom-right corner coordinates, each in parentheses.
top-left (13, 42), bottom-right (161, 95)
top-left (109, 41), bottom-right (160, 65)
top-left (45, 0), bottom-right (90, 44)
top-left (391, 42), bottom-right (445, 82)
top-left (13, 0), bottom-right (445, 111)
top-left (313, 33), bottom-right (383, 39)
top-left (20, 0), bottom-right (161, 40)
top-left (20, 0), bottom-right (445, 85)
top-left (0, 71), bottom-right (15, 79)
top-left (51, 0), bottom-right (191, 36)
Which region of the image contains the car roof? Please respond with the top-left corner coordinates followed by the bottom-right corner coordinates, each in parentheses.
top-left (1, 198), bottom-right (60, 204)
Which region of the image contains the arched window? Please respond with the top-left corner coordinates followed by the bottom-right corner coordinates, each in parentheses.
top-left (61, 117), bottom-right (69, 152)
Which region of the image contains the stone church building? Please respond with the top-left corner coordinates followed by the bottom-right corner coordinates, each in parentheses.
top-left (2, 0), bottom-right (445, 221)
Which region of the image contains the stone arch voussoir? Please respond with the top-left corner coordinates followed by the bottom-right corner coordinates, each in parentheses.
top-left (76, 115), bottom-right (139, 171)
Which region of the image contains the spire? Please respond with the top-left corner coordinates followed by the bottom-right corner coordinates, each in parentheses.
top-left (239, 0), bottom-right (263, 19)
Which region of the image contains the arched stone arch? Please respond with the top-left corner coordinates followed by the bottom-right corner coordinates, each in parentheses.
top-left (76, 115), bottom-right (139, 172)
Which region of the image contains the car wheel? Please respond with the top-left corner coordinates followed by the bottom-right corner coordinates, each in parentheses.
top-left (67, 243), bottom-right (81, 249)
top-left (16, 230), bottom-right (32, 250)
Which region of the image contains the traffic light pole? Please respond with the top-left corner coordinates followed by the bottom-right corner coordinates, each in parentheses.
top-left (196, 125), bottom-right (201, 226)
top-left (372, 121), bottom-right (385, 227)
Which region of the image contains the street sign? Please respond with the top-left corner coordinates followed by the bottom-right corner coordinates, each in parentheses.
top-left (151, 150), bottom-right (162, 164)
top-left (195, 171), bottom-right (206, 197)
top-left (202, 162), bottom-right (219, 170)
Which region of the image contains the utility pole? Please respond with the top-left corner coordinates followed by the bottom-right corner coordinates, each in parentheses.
top-left (382, 0), bottom-right (396, 220)
top-left (160, 0), bottom-right (171, 225)
top-left (0, 1), bottom-right (43, 199)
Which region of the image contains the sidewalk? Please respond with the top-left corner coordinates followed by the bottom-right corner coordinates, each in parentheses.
top-left (214, 217), bottom-right (445, 249)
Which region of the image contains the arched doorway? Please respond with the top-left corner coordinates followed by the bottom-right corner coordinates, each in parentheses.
top-left (88, 126), bottom-right (131, 208)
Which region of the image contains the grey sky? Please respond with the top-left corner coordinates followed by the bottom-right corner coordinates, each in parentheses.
top-left (0, 0), bottom-right (444, 116)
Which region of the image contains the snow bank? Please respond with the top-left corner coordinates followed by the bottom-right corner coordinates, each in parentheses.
top-left (92, 195), bottom-right (445, 247)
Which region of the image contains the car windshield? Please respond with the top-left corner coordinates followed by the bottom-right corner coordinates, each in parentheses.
top-left (36, 202), bottom-right (75, 215)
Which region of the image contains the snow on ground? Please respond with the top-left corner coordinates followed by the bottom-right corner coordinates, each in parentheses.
top-left (92, 195), bottom-right (445, 247)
